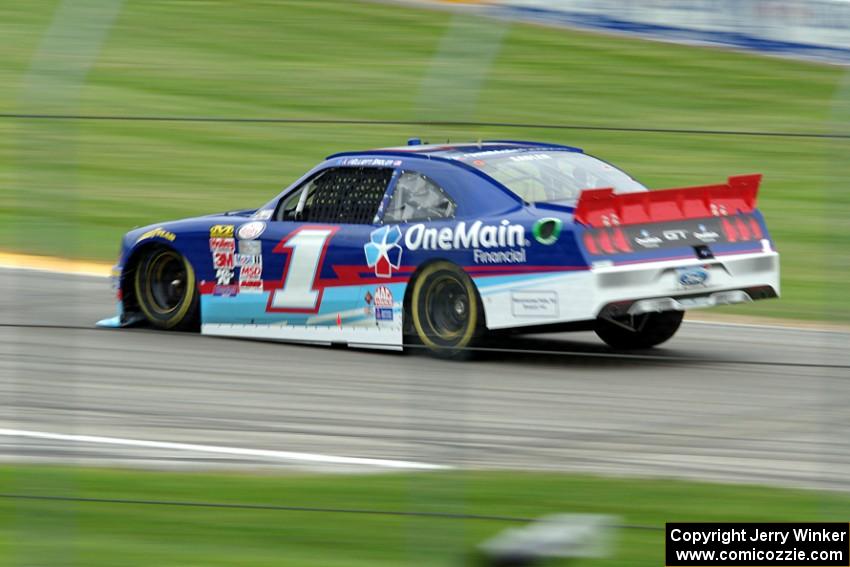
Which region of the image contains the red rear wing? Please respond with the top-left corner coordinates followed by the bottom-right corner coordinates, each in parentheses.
top-left (574, 174), bottom-right (761, 228)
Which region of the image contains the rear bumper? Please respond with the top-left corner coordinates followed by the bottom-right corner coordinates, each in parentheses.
top-left (592, 251), bottom-right (779, 318)
top-left (477, 250), bottom-right (780, 330)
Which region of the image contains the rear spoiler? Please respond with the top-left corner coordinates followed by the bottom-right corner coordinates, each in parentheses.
top-left (574, 174), bottom-right (761, 228)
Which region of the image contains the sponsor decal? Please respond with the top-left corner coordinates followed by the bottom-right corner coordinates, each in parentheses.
top-left (212, 250), bottom-right (234, 269)
top-left (374, 286), bottom-right (393, 308)
top-left (237, 221), bottom-right (266, 240)
top-left (404, 220), bottom-right (527, 251)
top-left (238, 259), bottom-right (263, 293)
top-left (511, 290), bottom-right (558, 318)
top-left (213, 284), bottom-right (238, 296)
top-left (693, 224), bottom-right (720, 243)
top-left (210, 238), bottom-right (236, 252)
top-left (240, 265), bottom-right (263, 280)
top-left (253, 209), bottom-right (273, 221)
top-left (234, 254), bottom-right (261, 267)
top-left (239, 281), bottom-right (263, 293)
top-left (474, 249), bottom-right (527, 264)
top-left (210, 235), bottom-right (237, 286)
top-left (215, 268), bottom-right (235, 285)
top-left (677, 266), bottom-right (710, 287)
top-left (370, 287), bottom-right (395, 321)
top-left (210, 225), bottom-right (234, 238)
top-left (635, 229), bottom-right (663, 248)
top-left (341, 158), bottom-right (402, 167)
top-left (366, 220), bottom-right (529, 267)
top-left (239, 239), bottom-right (261, 256)
top-left (364, 291), bottom-right (373, 305)
top-left (364, 225), bottom-right (403, 278)
top-left (136, 227), bottom-right (176, 243)
top-left (457, 149), bottom-right (516, 159)
top-left (509, 153), bottom-right (552, 162)
top-left (532, 218), bottom-right (562, 245)
top-left (662, 229), bottom-right (689, 241)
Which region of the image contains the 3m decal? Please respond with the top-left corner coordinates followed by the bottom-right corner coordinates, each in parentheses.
top-left (213, 251), bottom-right (235, 269)
top-left (268, 227), bottom-right (339, 313)
top-left (210, 235), bottom-right (237, 289)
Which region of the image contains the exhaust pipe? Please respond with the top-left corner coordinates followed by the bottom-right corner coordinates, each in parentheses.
top-left (627, 290), bottom-right (752, 315)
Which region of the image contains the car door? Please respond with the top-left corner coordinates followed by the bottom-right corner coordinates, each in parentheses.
top-left (236, 165), bottom-right (398, 330)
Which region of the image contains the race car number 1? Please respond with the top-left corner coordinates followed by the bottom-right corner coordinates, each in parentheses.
top-left (268, 228), bottom-right (336, 312)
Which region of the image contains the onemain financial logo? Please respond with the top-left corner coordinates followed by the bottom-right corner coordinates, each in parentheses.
top-left (666, 522), bottom-right (850, 567)
top-left (404, 220), bottom-right (529, 264)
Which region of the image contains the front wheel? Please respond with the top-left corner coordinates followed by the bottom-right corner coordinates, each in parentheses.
top-left (594, 310), bottom-right (684, 350)
top-left (408, 262), bottom-right (483, 358)
top-left (134, 247), bottom-right (199, 331)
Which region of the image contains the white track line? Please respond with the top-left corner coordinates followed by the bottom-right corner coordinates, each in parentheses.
top-left (0, 264), bottom-right (108, 278)
top-left (0, 428), bottom-right (450, 471)
top-left (685, 319), bottom-right (848, 335)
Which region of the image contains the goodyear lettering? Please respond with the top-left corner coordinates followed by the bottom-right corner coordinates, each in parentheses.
top-left (137, 227), bottom-right (176, 243)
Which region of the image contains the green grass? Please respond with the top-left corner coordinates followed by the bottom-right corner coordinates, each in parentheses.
top-left (1, 466), bottom-right (847, 566)
top-left (1, 0), bottom-right (848, 320)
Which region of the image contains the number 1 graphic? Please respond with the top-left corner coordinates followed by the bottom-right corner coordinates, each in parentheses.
top-left (268, 227), bottom-right (337, 312)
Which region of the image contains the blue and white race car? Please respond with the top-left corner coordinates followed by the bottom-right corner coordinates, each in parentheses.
top-left (99, 140), bottom-right (779, 355)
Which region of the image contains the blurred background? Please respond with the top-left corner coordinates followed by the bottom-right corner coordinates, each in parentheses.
top-left (1, 0), bottom-right (848, 565)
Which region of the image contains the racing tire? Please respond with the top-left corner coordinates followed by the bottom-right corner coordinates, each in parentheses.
top-left (134, 247), bottom-right (199, 331)
top-left (408, 262), bottom-right (484, 359)
top-left (594, 310), bottom-right (684, 350)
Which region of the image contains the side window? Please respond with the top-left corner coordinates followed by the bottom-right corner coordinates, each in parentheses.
top-left (277, 167), bottom-right (393, 224)
top-left (383, 171), bottom-right (456, 223)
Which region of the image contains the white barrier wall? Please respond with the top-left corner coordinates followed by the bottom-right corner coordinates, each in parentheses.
top-left (485, 0), bottom-right (850, 63)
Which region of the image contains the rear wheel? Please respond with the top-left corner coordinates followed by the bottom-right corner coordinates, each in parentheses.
top-left (409, 262), bottom-right (483, 358)
top-left (134, 248), bottom-right (199, 330)
top-left (594, 310), bottom-right (683, 350)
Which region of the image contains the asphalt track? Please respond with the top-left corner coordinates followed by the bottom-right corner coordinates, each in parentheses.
top-left (1, 267), bottom-right (848, 489)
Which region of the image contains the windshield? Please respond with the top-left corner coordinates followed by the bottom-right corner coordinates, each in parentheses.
top-left (463, 150), bottom-right (646, 204)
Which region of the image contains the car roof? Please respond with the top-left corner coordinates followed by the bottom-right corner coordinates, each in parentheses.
top-left (326, 140), bottom-right (583, 161)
